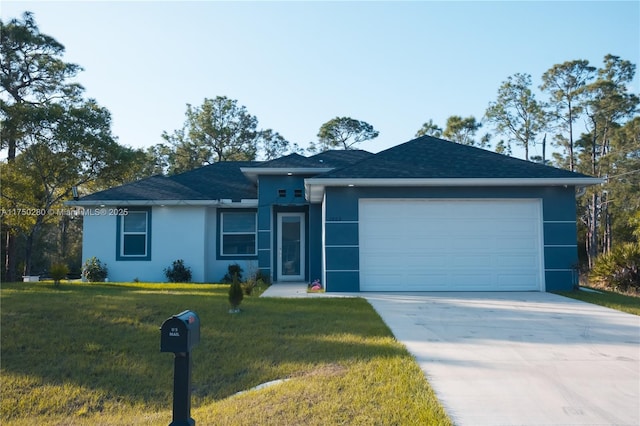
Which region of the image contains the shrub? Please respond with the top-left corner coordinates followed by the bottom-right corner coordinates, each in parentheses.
top-left (222, 263), bottom-right (243, 283)
top-left (241, 269), bottom-right (272, 295)
top-left (254, 269), bottom-right (271, 286)
top-left (50, 263), bottom-right (69, 287)
top-left (590, 243), bottom-right (640, 293)
top-left (228, 273), bottom-right (244, 312)
top-left (241, 279), bottom-right (255, 296)
top-left (164, 259), bottom-right (192, 282)
top-left (82, 257), bottom-right (108, 282)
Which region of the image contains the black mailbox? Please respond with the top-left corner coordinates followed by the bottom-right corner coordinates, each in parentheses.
top-left (161, 310), bottom-right (200, 353)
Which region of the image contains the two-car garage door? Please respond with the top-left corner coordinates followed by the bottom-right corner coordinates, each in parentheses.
top-left (359, 199), bottom-right (543, 291)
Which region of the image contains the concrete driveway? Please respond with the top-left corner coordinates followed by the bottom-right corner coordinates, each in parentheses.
top-left (362, 292), bottom-right (640, 426)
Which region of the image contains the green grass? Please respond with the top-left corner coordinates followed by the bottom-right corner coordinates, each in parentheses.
top-left (1, 281), bottom-right (451, 425)
top-left (555, 287), bottom-right (640, 316)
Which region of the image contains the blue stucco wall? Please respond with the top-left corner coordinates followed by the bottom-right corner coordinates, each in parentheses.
top-left (256, 175), bottom-right (318, 282)
top-left (308, 203), bottom-right (323, 282)
top-left (323, 185), bottom-right (579, 292)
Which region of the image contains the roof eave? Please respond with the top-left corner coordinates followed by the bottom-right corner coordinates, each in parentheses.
top-left (65, 199), bottom-right (259, 207)
top-left (241, 167), bottom-right (334, 182)
top-left (304, 177), bottom-right (604, 203)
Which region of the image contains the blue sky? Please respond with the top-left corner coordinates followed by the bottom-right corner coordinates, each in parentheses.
top-left (3, 1), bottom-right (639, 160)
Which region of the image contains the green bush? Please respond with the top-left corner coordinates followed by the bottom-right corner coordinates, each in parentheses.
top-left (82, 257), bottom-right (108, 282)
top-left (222, 263), bottom-right (243, 283)
top-left (228, 273), bottom-right (244, 312)
top-left (50, 263), bottom-right (69, 287)
top-left (164, 259), bottom-right (192, 282)
top-left (590, 243), bottom-right (640, 292)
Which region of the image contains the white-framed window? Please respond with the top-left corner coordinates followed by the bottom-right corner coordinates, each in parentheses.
top-left (118, 209), bottom-right (150, 259)
top-left (220, 211), bottom-right (257, 256)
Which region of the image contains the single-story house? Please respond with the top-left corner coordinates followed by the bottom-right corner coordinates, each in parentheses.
top-left (67, 136), bottom-right (601, 291)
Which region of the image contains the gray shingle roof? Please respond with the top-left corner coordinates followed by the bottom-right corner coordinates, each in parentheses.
top-left (76, 150), bottom-right (373, 202)
top-left (308, 150), bottom-right (374, 168)
top-left (257, 150), bottom-right (373, 168)
top-left (258, 153), bottom-right (317, 168)
top-left (79, 161), bottom-right (258, 202)
top-left (319, 136), bottom-right (593, 179)
top-left (77, 138), bottom-right (595, 204)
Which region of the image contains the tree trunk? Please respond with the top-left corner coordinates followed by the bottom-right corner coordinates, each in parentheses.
top-left (586, 192), bottom-right (599, 268)
top-left (604, 206), bottom-right (612, 254)
top-left (4, 230), bottom-right (17, 281)
top-left (23, 232), bottom-right (33, 276)
top-left (568, 100), bottom-right (575, 172)
top-left (22, 217), bottom-right (44, 276)
top-left (4, 137), bottom-right (18, 281)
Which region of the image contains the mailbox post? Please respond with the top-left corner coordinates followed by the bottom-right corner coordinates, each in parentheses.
top-left (160, 310), bottom-right (200, 426)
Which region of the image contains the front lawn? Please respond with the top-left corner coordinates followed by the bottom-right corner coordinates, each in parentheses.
top-left (0, 281), bottom-right (451, 425)
top-left (555, 287), bottom-right (640, 316)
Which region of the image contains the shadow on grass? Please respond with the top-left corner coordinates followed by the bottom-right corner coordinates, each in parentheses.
top-left (1, 282), bottom-right (406, 418)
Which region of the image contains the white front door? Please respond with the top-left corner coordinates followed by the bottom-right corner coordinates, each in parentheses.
top-left (277, 213), bottom-right (305, 281)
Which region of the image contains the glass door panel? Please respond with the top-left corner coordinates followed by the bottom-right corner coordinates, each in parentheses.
top-left (277, 213), bottom-right (305, 281)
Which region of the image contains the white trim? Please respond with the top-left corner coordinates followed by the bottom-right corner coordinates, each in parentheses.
top-left (120, 211), bottom-right (149, 257)
top-left (305, 177), bottom-right (603, 202)
top-left (66, 199), bottom-right (259, 207)
top-left (325, 220), bottom-right (359, 224)
top-left (308, 177), bottom-right (604, 186)
top-left (220, 211), bottom-right (258, 257)
top-left (241, 167), bottom-right (334, 182)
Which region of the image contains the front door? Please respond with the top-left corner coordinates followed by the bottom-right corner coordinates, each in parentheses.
top-left (277, 213), bottom-right (305, 281)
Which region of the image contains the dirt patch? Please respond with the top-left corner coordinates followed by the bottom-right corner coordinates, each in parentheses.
top-left (291, 363), bottom-right (348, 379)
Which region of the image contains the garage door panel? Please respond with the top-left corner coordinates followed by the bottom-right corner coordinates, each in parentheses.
top-left (497, 274), bottom-right (539, 289)
top-left (497, 254), bottom-right (540, 268)
top-left (359, 199), bottom-right (543, 291)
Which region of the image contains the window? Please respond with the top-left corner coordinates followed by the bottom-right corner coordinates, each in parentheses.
top-left (117, 208), bottom-right (151, 260)
top-left (278, 189), bottom-right (286, 197)
top-left (294, 189), bottom-right (303, 198)
top-left (220, 211), bottom-right (257, 256)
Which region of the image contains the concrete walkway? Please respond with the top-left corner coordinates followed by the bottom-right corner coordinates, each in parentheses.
top-left (261, 285), bottom-right (640, 425)
top-left (260, 282), bottom-right (310, 298)
top-left (260, 282), bottom-right (356, 298)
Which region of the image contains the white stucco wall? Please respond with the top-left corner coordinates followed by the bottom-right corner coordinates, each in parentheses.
top-left (82, 206), bottom-right (207, 282)
top-left (82, 205), bottom-right (260, 283)
top-left (82, 211), bottom-right (117, 277)
top-left (152, 206), bottom-right (206, 282)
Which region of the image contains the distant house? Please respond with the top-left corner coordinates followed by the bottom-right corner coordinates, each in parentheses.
top-left (67, 136), bottom-right (601, 291)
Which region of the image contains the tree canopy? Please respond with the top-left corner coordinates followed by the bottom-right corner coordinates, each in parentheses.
top-left (442, 115), bottom-right (487, 147)
top-left (1, 12), bottom-right (145, 279)
top-left (311, 116), bottom-right (379, 152)
top-left (159, 96), bottom-right (299, 174)
top-left (485, 73), bottom-right (546, 161)
top-left (415, 119), bottom-right (443, 138)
